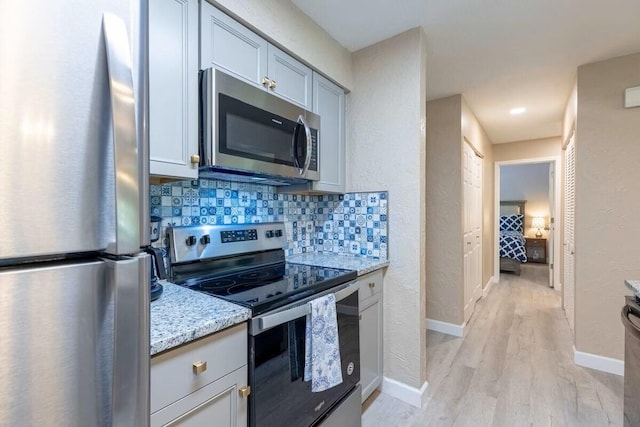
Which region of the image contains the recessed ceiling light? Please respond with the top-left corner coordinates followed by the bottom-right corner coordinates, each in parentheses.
top-left (510, 107), bottom-right (526, 115)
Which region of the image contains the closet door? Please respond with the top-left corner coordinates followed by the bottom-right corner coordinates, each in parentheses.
top-left (463, 142), bottom-right (482, 324)
top-left (563, 134), bottom-right (576, 334)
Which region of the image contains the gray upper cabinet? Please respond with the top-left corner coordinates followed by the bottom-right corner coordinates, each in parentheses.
top-left (149, 0), bottom-right (199, 179)
top-left (199, 1), bottom-right (268, 88)
top-left (312, 73), bottom-right (346, 193)
top-left (267, 45), bottom-right (313, 109)
top-left (200, 2), bottom-right (312, 110)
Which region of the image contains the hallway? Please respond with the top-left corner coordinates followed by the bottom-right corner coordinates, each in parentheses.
top-left (362, 264), bottom-right (624, 426)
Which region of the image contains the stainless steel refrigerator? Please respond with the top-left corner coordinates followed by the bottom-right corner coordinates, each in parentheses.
top-left (0, 0), bottom-right (150, 425)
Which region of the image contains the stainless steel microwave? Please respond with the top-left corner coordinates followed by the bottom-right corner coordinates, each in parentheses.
top-left (199, 68), bottom-right (320, 185)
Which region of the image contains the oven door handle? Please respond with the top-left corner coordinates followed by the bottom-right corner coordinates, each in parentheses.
top-left (255, 280), bottom-right (359, 333)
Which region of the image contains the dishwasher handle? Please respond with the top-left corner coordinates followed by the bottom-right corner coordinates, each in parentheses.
top-left (621, 303), bottom-right (640, 342)
top-left (252, 280), bottom-right (359, 334)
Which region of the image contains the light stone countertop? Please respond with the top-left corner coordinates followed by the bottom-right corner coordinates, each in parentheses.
top-left (625, 280), bottom-right (640, 298)
top-left (150, 281), bottom-right (251, 356)
top-left (287, 253), bottom-right (389, 276)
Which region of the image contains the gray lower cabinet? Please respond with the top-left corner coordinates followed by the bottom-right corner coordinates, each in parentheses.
top-left (359, 270), bottom-right (384, 403)
top-left (149, 0), bottom-right (199, 179)
top-left (199, 1), bottom-right (312, 110)
top-left (150, 323), bottom-right (249, 427)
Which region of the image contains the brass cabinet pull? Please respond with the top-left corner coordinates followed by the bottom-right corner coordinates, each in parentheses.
top-left (269, 80), bottom-right (277, 89)
top-left (368, 282), bottom-right (375, 289)
top-left (192, 361), bottom-right (207, 375)
top-left (262, 77), bottom-right (270, 86)
top-left (239, 385), bottom-right (251, 398)
top-left (190, 154), bottom-right (200, 164)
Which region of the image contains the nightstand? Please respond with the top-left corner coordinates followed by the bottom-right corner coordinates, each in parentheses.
top-left (526, 238), bottom-right (547, 263)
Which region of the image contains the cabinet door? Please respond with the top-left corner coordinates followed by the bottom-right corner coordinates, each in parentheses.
top-left (267, 45), bottom-right (313, 109)
top-left (149, 0), bottom-right (199, 179)
top-left (312, 73), bottom-right (345, 193)
top-left (151, 366), bottom-right (248, 427)
top-left (200, 2), bottom-right (268, 87)
top-left (359, 293), bottom-right (383, 403)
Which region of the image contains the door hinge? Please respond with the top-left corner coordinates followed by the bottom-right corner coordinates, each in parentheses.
top-left (550, 263), bottom-right (554, 270)
top-left (550, 217), bottom-right (555, 224)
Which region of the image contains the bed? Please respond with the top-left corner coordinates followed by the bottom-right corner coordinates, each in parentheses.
top-left (499, 200), bottom-right (528, 275)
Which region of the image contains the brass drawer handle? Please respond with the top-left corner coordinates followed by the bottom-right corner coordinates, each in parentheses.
top-left (192, 361), bottom-right (207, 375)
top-left (262, 77), bottom-right (270, 86)
top-left (368, 282), bottom-right (375, 289)
top-left (190, 154), bottom-right (200, 164)
top-left (239, 385), bottom-right (251, 398)
top-left (269, 80), bottom-right (277, 89)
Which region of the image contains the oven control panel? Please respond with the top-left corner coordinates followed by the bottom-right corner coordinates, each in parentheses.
top-left (168, 222), bottom-right (287, 264)
top-left (220, 229), bottom-right (258, 243)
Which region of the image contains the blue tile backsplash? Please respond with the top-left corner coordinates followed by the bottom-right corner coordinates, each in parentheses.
top-left (150, 179), bottom-right (388, 260)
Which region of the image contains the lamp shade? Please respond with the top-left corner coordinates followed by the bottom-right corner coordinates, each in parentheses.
top-left (531, 217), bottom-right (545, 229)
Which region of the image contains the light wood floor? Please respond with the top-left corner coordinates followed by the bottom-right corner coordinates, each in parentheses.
top-left (362, 263), bottom-right (624, 426)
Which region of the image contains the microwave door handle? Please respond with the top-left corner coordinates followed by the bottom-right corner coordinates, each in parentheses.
top-left (298, 115), bottom-right (313, 176)
top-left (292, 118), bottom-right (304, 171)
top-left (103, 12), bottom-right (140, 255)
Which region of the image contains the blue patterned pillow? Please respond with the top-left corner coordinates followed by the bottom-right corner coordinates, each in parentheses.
top-left (500, 214), bottom-right (523, 231)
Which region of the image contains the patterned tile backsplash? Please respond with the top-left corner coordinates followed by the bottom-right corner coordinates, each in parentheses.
top-left (150, 179), bottom-right (388, 259)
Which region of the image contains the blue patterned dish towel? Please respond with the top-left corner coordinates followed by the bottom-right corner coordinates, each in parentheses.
top-left (304, 293), bottom-right (343, 392)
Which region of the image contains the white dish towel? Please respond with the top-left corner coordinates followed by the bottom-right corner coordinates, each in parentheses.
top-left (304, 293), bottom-right (343, 392)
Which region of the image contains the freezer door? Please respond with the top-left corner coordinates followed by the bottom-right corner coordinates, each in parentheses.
top-left (0, 0), bottom-right (147, 260)
top-left (0, 256), bottom-right (150, 427)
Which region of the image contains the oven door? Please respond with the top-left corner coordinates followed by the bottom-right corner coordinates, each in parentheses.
top-left (248, 281), bottom-right (360, 427)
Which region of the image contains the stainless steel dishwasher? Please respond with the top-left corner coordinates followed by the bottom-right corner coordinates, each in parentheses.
top-left (621, 296), bottom-right (640, 426)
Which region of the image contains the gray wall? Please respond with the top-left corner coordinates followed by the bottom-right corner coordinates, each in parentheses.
top-left (500, 163), bottom-right (551, 238)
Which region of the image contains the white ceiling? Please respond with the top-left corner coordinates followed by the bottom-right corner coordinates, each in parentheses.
top-left (291, 0), bottom-right (640, 143)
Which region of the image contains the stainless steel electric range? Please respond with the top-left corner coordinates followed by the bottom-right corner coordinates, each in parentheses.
top-left (167, 222), bottom-right (362, 427)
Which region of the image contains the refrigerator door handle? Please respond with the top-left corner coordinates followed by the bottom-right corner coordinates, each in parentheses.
top-left (103, 12), bottom-right (141, 255)
top-left (108, 255), bottom-right (150, 427)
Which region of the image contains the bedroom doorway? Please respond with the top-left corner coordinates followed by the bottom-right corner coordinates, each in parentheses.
top-left (494, 157), bottom-right (561, 289)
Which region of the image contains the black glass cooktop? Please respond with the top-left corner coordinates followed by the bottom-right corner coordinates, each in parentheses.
top-left (179, 262), bottom-right (357, 315)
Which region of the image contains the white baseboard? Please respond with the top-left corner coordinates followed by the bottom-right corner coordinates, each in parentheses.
top-left (380, 377), bottom-right (429, 408)
top-left (573, 346), bottom-right (624, 376)
top-left (426, 318), bottom-right (465, 337)
top-left (483, 275), bottom-right (496, 298)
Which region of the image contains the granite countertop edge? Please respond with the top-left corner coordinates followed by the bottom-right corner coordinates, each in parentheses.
top-left (286, 253), bottom-right (389, 276)
top-left (150, 281), bottom-right (251, 356)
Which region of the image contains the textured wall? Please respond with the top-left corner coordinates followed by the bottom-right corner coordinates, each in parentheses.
top-left (209, 0), bottom-right (353, 89)
top-left (575, 52), bottom-right (640, 360)
top-left (347, 28), bottom-right (427, 390)
top-left (493, 137), bottom-right (562, 162)
top-left (425, 95), bottom-right (494, 326)
top-left (426, 95), bottom-right (463, 324)
top-left (462, 97), bottom-right (495, 290)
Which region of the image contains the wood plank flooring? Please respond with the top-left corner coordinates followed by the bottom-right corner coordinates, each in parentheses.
top-left (362, 264), bottom-right (624, 426)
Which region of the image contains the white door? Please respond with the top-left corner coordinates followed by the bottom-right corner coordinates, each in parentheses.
top-left (563, 135), bottom-right (576, 333)
top-left (463, 142), bottom-right (483, 324)
top-left (548, 162), bottom-right (555, 287)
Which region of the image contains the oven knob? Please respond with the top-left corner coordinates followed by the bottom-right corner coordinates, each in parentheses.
top-left (186, 235), bottom-right (197, 246)
top-left (200, 234), bottom-right (211, 245)
top-left (275, 229), bottom-right (283, 237)
top-left (265, 230), bottom-right (274, 238)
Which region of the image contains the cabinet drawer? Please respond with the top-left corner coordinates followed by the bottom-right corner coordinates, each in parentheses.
top-left (151, 323), bottom-right (247, 414)
top-left (527, 238), bottom-right (546, 248)
top-left (151, 365), bottom-right (248, 427)
top-left (358, 270), bottom-right (383, 304)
